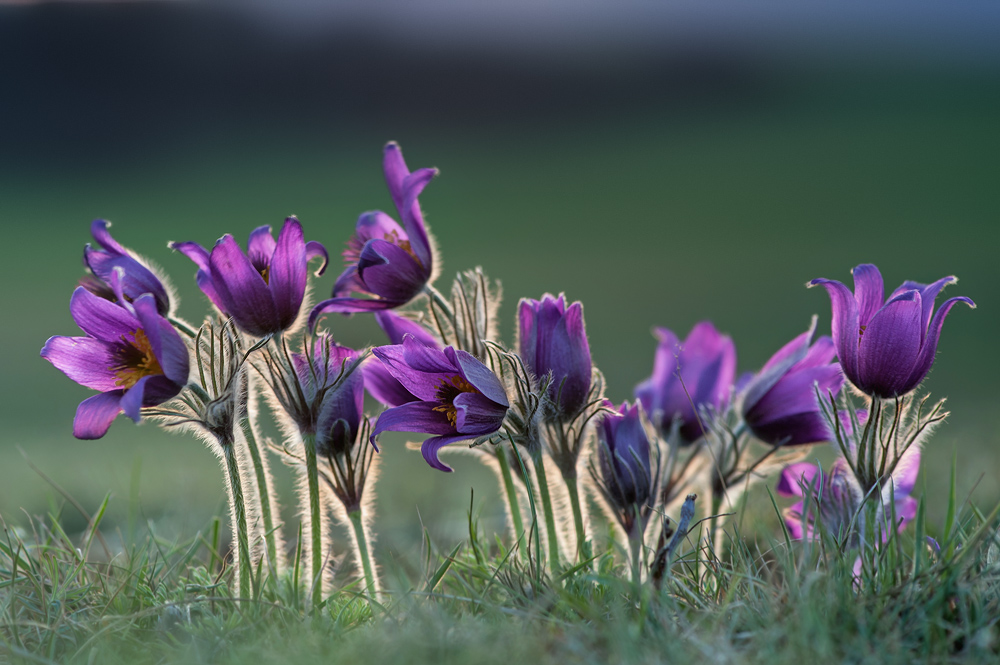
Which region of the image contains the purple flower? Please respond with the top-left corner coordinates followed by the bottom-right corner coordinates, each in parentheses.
top-left (362, 311), bottom-right (440, 408)
top-left (41, 287), bottom-right (189, 439)
top-left (810, 264), bottom-right (975, 398)
top-left (596, 401), bottom-right (653, 514)
top-left (82, 219), bottom-right (172, 316)
top-left (309, 143), bottom-right (438, 326)
top-left (518, 294), bottom-right (592, 416)
top-left (741, 321), bottom-right (845, 446)
top-left (635, 321), bottom-right (736, 444)
top-left (171, 217), bottom-right (328, 338)
top-left (292, 335), bottom-right (364, 457)
top-left (370, 336), bottom-right (509, 472)
top-left (777, 451), bottom-right (919, 542)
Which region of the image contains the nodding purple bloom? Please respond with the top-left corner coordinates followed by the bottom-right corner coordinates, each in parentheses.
top-left (171, 217), bottom-right (328, 338)
top-left (363, 311), bottom-right (440, 408)
top-left (518, 294), bottom-right (592, 416)
top-left (41, 287), bottom-right (189, 439)
top-left (370, 336), bottom-right (509, 472)
top-left (741, 320), bottom-right (845, 446)
top-left (291, 335), bottom-right (364, 457)
top-left (777, 451), bottom-right (919, 542)
top-left (635, 321), bottom-right (736, 444)
top-left (82, 219), bottom-right (172, 316)
top-left (596, 401), bottom-right (653, 521)
top-left (309, 143), bottom-right (438, 326)
top-left (810, 264), bottom-right (975, 399)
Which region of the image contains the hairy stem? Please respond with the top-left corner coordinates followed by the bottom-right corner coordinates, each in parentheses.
top-left (496, 445), bottom-right (526, 545)
top-left (302, 432), bottom-right (324, 606)
top-left (564, 474), bottom-right (587, 561)
top-left (222, 437), bottom-right (253, 601)
top-left (240, 414), bottom-right (283, 575)
top-left (532, 453), bottom-right (562, 572)
top-left (348, 509), bottom-right (379, 601)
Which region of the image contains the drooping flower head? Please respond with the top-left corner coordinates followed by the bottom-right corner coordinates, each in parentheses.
top-left (594, 401), bottom-right (654, 532)
top-left (82, 219), bottom-right (173, 316)
top-left (309, 143), bottom-right (438, 326)
top-left (635, 321), bottom-right (736, 444)
top-left (777, 449), bottom-right (919, 543)
top-left (41, 285), bottom-right (189, 439)
top-left (171, 217), bottom-right (328, 338)
top-left (290, 334), bottom-right (365, 458)
top-left (518, 294), bottom-right (592, 417)
top-left (370, 336), bottom-right (509, 472)
top-left (741, 318), bottom-right (845, 446)
top-left (363, 311), bottom-right (440, 408)
top-left (809, 264), bottom-right (975, 399)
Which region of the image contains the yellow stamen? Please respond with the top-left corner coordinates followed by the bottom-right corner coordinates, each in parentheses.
top-left (112, 329), bottom-right (164, 389)
top-left (433, 375), bottom-right (479, 428)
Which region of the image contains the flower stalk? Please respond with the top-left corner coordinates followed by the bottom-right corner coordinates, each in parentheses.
top-left (239, 412), bottom-right (284, 574)
top-left (347, 510), bottom-right (379, 601)
top-left (495, 444), bottom-right (526, 544)
top-left (222, 432), bottom-right (254, 600)
top-left (531, 450), bottom-right (562, 571)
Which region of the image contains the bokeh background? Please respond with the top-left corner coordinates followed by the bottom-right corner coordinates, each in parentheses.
top-left (2, 1), bottom-right (998, 567)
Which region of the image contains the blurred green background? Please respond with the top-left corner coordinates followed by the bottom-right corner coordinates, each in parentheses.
top-left (1, 2), bottom-right (997, 564)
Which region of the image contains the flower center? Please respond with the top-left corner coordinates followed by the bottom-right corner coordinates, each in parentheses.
top-left (432, 375), bottom-right (478, 427)
top-left (259, 266), bottom-right (269, 284)
top-left (112, 329), bottom-right (164, 389)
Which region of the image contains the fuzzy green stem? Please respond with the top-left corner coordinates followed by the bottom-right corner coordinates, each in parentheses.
top-left (532, 453), bottom-right (562, 572)
top-left (240, 415), bottom-right (282, 574)
top-left (302, 432), bottom-right (323, 606)
top-left (628, 522), bottom-right (643, 588)
top-left (222, 439), bottom-right (253, 601)
top-left (564, 475), bottom-right (586, 560)
top-left (496, 446), bottom-right (526, 544)
top-left (348, 509), bottom-right (379, 601)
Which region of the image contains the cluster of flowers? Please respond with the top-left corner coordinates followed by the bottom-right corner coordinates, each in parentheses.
top-left (42, 142), bottom-right (975, 599)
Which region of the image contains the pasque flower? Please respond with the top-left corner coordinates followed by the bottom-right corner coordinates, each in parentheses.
top-left (82, 219), bottom-right (173, 316)
top-left (741, 320), bottom-right (845, 446)
top-left (363, 311), bottom-right (440, 408)
top-left (777, 450), bottom-right (919, 542)
top-left (596, 401), bottom-right (654, 520)
top-left (41, 285), bottom-right (189, 439)
top-left (370, 336), bottom-right (509, 472)
top-left (810, 264), bottom-right (975, 399)
top-left (635, 321), bottom-right (736, 443)
top-left (309, 143), bottom-right (438, 325)
top-left (171, 217), bottom-right (328, 338)
top-left (518, 294), bottom-right (592, 416)
top-left (291, 335), bottom-right (365, 457)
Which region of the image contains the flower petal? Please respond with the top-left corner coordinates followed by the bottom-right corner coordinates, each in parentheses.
top-left (420, 434), bottom-right (473, 472)
top-left (73, 391), bottom-right (125, 439)
top-left (852, 264), bottom-right (884, 326)
top-left (453, 391), bottom-right (507, 436)
top-left (363, 356), bottom-right (419, 407)
top-left (119, 375), bottom-right (152, 422)
top-left (903, 295), bottom-right (975, 393)
top-left (69, 287), bottom-right (141, 342)
top-left (452, 349), bottom-right (509, 407)
top-left (90, 219), bottom-right (127, 254)
top-left (268, 218), bottom-right (308, 330)
top-left (84, 248), bottom-right (170, 315)
top-left (170, 241), bottom-right (228, 313)
top-left (776, 462), bottom-right (820, 498)
top-left (375, 311), bottom-right (438, 347)
top-left (246, 225), bottom-right (276, 269)
top-left (41, 335), bottom-right (120, 391)
top-left (371, 401), bottom-right (455, 438)
top-left (357, 239), bottom-right (427, 301)
top-left (209, 234), bottom-right (279, 337)
top-left (857, 290), bottom-right (922, 397)
top-left (372, 341), bottom-right (454, 401)
top-left (306, 240), bottom-right (329, 276)
top-left (133, 294), bottom-right (189, 385)
top-left (809, 277), bottom-right (860, 385)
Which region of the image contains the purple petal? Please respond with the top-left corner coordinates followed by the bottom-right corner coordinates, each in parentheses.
top-left (332, 264), bottom-right (365, 299)
top-left (73, 391), bottom-right (125, 439)
top-left (69, 287), bottom-right (141, 342)
top-left (420, 434), bottom-right (473, 472)
top-left (372, 342), bottom-right (455, 401)
top-left (119, 375), bottom-right (152, 422)
top-left (355, 210), bottom-right (408, 245)
top-left (783, 503), bottom-right (806, 540)
top-left (356, 240), bottom-right (427, 301)
top-left (246, 225), bottom-right (276, 268)
top-left (132, 295), bottom-right (189, 385)
top-left (776, 463), bottom-right (820, 498)
top-left (41, 336), bottom-right (120, 392)
top-left (452, 349), bottom-right (509, 407)
top-left (84, 248), bottom-right (170, 315)
top-left (857, 290), bottom-right (922, 398)
top-left (809, 278), bottom-right (860, 386)
top-left (453, 391), bottom-right (507, 435)
top-left (170, 241), bottom-right (228, 313)
top-left (398, 167), bottom-right (437, 268)
top-left (517, 298), bottom-right (538, 362)
top-left (852, 264), bottom-right (885, 327)
top-left (743, 324), bottom-right (815, 415)
top-left (310, 297), bottom-right (399, 328)
top-left (363, 357), bottom-right (419, 407)
top-left (141, 375), bottom-right (185, 404)
top-left (904, 295), bottom-right (975, 391)
top-left (306, 240), bottom-right (329, 276)
top-left (891, 446), bottom-right (921, 497)
top-left (746, 364), bottom-right (844, 426)
top-left (371, 401), bottom-right (455, 438)
top-left (375, 311), bottom-right (438, 347)
top-left (90, 219), bottom-right (127, 254)
top-left (268, 218), bottom-right (307, 330)
top-left (209, 234), bottom-right (279, 337)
